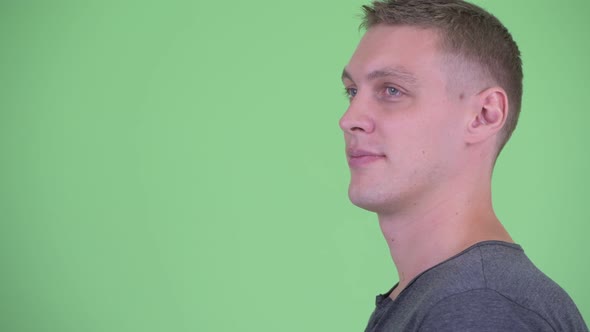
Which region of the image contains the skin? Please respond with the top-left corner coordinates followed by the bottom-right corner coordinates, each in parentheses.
top-left (340, 24), bottom-right (513, 301)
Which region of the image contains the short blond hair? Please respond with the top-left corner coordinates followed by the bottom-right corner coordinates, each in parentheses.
top-left (361, 0), bottom-right (523, 154)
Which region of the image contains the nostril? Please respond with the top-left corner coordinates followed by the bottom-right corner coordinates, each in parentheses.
top-left (340, 104), bottom-right (375, 134)
top-left (340, 115), bottom-right (372, 134)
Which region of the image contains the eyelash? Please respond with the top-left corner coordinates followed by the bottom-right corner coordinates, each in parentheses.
top-left (344, 87), bottom-right (357, 98)
top-left (343, 86), bottom-right (403, 99)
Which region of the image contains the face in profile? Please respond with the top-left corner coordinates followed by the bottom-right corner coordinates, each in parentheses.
top-left (340, 25), bottom-right (471, 217)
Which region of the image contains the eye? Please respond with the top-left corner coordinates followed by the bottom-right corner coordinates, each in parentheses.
top-left (386, 86), bottom-right (402, 97)
top-left (344, 87), bottom-right (358, 98)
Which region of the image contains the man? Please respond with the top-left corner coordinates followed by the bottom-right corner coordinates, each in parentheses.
top-left (339, 0), bottom-right (588, 331)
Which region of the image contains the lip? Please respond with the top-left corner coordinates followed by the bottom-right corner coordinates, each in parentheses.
top-left (346, 148), bottom-right (386, 167)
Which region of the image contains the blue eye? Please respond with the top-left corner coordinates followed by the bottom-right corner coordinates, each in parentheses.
top-left (386, 87), bottom-right (401, 96)
top-left (345, 87), bottom-right (358, 98)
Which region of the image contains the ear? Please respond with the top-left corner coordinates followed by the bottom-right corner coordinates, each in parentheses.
top-left (465, 87), bottom-right (508, 144)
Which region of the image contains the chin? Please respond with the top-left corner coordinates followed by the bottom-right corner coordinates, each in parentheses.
top-left (347, 178), bottom-right (411, 215)
top-left (348, 186), bottom-right (390, 214)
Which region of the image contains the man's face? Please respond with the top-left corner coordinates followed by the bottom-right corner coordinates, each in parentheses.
top-left (340, 25), bottom-right (469, 216)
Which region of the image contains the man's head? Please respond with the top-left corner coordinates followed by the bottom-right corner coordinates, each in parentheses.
top-left (361, 0), bottom-right (523, 151)
top-left (340, 0), bottom-right (522, 215)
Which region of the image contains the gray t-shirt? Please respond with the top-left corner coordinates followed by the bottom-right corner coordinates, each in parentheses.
top-left (365, 241), bottom-right (588, 331)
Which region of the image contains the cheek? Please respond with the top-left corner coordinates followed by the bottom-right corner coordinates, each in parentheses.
top-left (392, 114), bottom-right (462, 164)
top-left (377, 99), bottom-right (464, 156)
top-left (420, 114), bottom-right (465, 171)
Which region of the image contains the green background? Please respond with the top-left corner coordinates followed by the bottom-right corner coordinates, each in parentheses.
top-left (1, 0), bottom-right (588, 331)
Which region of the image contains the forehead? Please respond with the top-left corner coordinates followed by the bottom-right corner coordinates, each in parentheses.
top-left (344, 25), bottom-right (446, 83)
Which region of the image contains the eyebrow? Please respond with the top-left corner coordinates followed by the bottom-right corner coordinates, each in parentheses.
top-left (341, 67), bottom-right (418, 87)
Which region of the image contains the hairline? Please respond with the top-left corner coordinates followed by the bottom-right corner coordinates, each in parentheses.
top-left (364, 23), bottom-right (495, 96)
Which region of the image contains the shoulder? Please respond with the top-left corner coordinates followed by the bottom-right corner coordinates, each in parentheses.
top-left (412, 242), bottom-right (588, 332)
top-left (418, 288), bottom-right (554, 332)
top-left (477, 242), bottom-right (588, 331)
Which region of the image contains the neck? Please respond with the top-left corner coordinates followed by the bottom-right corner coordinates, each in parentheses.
top-left (377, 177), bottom-right (512, 300)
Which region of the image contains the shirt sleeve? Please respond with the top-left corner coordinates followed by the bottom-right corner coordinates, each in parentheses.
top-left (417, 289), bottom-right (554, 332)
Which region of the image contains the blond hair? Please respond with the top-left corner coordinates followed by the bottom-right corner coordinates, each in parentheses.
top-left (362, 0), bottom-right (523, 153)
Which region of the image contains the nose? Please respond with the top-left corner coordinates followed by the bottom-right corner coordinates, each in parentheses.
top-left (339, 98), bottom-right (375, 134)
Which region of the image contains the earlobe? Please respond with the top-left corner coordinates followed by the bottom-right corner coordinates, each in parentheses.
top-left (466, 88), bottom-right (508, 144)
